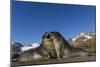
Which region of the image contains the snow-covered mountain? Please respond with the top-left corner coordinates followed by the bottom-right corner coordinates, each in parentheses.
top-left (68, 32), bottom-right (96, 45)
top-left (21, 43), bottom-right (40, 52)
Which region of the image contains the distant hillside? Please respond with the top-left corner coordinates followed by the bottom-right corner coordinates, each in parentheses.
top-left (68, 32), bottom-right (96, 52)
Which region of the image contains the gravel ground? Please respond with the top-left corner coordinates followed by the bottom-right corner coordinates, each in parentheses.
top-left (11, 55), bottom-right (96, 67)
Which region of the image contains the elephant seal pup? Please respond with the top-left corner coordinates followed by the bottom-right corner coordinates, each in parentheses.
top-left (17, 44), bottom-right (50, 62)
top-left (50, 32), bottom-right (89, 59)
top-left (41, 32), bottom-right (57, 59)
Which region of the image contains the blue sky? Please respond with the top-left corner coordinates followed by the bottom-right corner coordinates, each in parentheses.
top-left (12, 1), bottom-right (96, 44)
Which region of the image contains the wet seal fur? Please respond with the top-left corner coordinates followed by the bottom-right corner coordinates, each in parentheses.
top-left (50, 32), bottom-right (89, 59)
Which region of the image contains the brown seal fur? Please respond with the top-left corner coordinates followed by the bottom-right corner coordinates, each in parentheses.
top-left (17, 32), bottom-right (57, 62)
top-left (17, 44), bottom-right (50, 62)
top-left (50, 32), bottom-right (89, 59)
top-left (42, 32), bottom-right (57, 59)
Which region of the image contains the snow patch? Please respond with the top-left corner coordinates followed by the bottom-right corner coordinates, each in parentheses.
top-left (72, 32), bottom-right (93, 42)
top-left (72, 35), bottom-right (80, 42)
top-left (84, 35), bottom-right (92, 39)
top-left (21, 43), bottom-right (40, 52)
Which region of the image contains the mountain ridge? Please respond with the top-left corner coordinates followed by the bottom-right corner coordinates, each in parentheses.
top-left (68, 32), bottom-right (96, 46)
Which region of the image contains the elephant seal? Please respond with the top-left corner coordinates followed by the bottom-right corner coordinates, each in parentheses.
top-left (50, 32), bottom-right (89, 59)
top-left (17, 32), bottom-right (57, 62)
top-left (41, 32), bottom-right (57, 59)
top-left (17, 44), bottom-right (50, 62)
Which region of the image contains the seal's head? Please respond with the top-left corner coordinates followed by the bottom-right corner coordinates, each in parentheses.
top-left (50, 31), bottom-right (72, 47)
top-left (42, 32), bottom-right (51, 39)
top-left (42, 32), bottom-right (55, 50)
top-left (50, 31), bottom-right (62, 42)
top-left (42, 32), bottom-right (53, 44)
